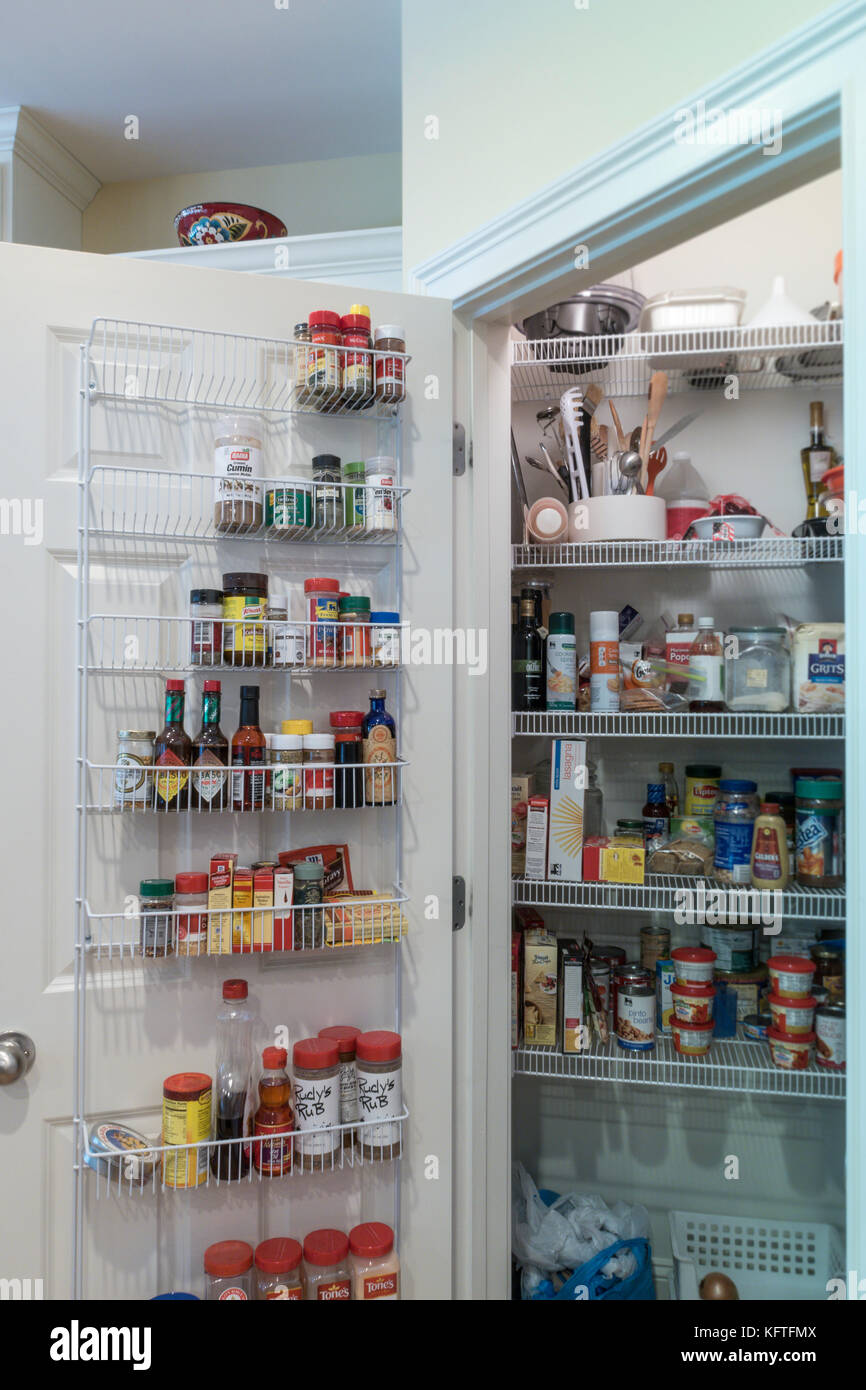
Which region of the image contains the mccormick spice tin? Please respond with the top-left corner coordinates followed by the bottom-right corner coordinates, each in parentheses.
top-left (815, 1003), bottom-right (845, 1070)
top-left (162, 1073), bottom-right (212, 1189)
top-left (616, 981), bottom-right (655, 1051)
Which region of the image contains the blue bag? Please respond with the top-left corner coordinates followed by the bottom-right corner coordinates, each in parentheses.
top-left (527, 1237), bottom-right (656, 1301)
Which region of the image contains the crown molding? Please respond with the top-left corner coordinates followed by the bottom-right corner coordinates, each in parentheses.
top-left (119, 224), bottom-right (403, 285)
top-left (0, 107), bottom-right (101, 211)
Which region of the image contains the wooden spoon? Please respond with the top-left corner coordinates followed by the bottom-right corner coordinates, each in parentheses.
top-left (646, 446), bottom-right (667, 497)
top-left (639, 371), bottom-right (668, 489)
top-left (608, 401), bottom-right (628, 451)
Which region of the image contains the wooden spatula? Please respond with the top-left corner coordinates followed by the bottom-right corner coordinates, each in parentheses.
top-left (638, 371), bottom-right (668, 489)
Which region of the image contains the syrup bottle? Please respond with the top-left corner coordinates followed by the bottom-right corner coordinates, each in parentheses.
top-left (688, 618), bottom-right (725, 712)
top-left (252, 1046), bottom-right (294, 1177)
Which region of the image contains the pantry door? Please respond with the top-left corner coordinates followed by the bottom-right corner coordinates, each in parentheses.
top-left (0, 241), bottom-right (454, 1299)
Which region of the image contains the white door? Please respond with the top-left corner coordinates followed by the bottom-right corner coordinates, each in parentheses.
top-left (0, 242), bottom-right (454, 1300)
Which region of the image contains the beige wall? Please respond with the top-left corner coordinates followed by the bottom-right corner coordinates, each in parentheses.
top-left (83, 151), bottom-right (401, 254)
top-left (401, 0), bottom-right (834, 273)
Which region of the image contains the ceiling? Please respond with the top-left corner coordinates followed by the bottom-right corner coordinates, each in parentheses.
top-left (0, 0), bottom-right (401, 183)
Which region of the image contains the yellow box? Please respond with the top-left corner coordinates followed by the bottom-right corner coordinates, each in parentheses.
top-left (207, 853), bottom-right (236, 955)
top-left (231, 867), bottom-right (254, 952)
top-left (252, 870), bottom-right (274, 952)
top-left (601, 835), bottom-right (645, 885)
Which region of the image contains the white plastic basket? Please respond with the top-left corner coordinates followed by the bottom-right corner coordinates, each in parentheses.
top-left (669, 1209), bottom-right (845, 1301)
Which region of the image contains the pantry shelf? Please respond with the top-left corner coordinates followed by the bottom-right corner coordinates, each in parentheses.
top-left (83, 1109), bottom-right (409, 1198)
top-left (83, 759), bottom-right (406, 814)
top-left (512, 535), bottom-right (843, 570)
top-left (512, 876), bottom-right (845, 921)
top-left (511, 320), bottom-right (843, 401)
top-left (512, 711), bottom-right (845, 740)
top-left (512, 1039), bottom-right (844, 1101)
top-left (87, 318), bottom-right (410, 419)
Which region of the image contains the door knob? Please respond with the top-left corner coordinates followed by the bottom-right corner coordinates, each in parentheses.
top-left (0, 1032), bottom-right (36, 1084)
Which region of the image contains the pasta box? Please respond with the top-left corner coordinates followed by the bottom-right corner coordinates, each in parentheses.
top-left (546, 740), bottom-right (586, 881)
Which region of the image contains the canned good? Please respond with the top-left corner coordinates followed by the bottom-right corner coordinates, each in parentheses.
top-left (742, 1012), bottom-right (772, 1041)
top-left (113, 730), bottom-right (155, 810)
top-left (613, 965), bottom-right (651, 1033)
top-left (589, 959), bottom-right (611, 1017)
top-left (162, 1072), bottom-right (212, 1189)
top-left (815, 1003), bottom-right (845, 1070)
top-left (656, 959), bottom-right (676, 1035)
top-left (640, 925), bottom-right (671, 973)
top-left (702, 925), bottom-right (759, 973)
top-left (616, 982), bottom-right (655, 1052)
top-left (810, 945), bottom-right (844, 1000)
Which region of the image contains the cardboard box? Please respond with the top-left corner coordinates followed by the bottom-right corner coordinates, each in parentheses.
top-left (524, 796), bottom-right (550, 879)
top-left (656, 958), bottom-right (676, 1035)
top-left (603, 835), bottom-right (645, 884)
top-left (582, 836), bottom-right (609, 882)
top-left (273, 867), bottom-right (294, 951)
top-left (207, 852), bottom-right (237, 955)
top-left (511, 930), bottom-right (523, 1050)
top-left (252, 869), bottom-right (274, 952)
top-left (231, 867), bottom-right (254, 952)
top-left (523, 927), bottom-right (558, 1047)
top-left (558, 939), bottom-right (584, 1053)
top-left (547, 740), bottom-right (586, 881)
top-left (514, 905), bottom-right (545, 933)
top-left (511, 773), bottom-right (536, 877)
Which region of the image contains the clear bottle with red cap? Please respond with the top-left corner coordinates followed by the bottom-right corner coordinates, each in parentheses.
top-left (307, 310), bottom-right (343, 406)
top-left (356, 1030), bottom-right (402, 1161)
top-left (204, 1240), bottom-right (253, 1301)
top-left (318, 1024), bottom-right (362, 1143)
top-left (175, 870), bottom-right (208, 956)
top-left (254, 1237), bottom-right (304, 1300)
top-left (292, 1037), bottom-right (341, 1171)
top-left (349, 1222), bottom-right (400, 1300)
top-left (252, 1045), bottom-right (294, 1176)
top-left (211, 979), bottom-right (254, 1181)
top-left (302, 1228), bottom-right (352, 1301)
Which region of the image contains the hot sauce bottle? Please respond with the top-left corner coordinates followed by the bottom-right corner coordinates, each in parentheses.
top-left (154, 679), bottom-right (192, 811)
top-left (192, 680), bottom-right (229, 810)
top-left (252, 1046), bottom-right (294, 1177)
top-left (231, 685), bottom-right (267, 811)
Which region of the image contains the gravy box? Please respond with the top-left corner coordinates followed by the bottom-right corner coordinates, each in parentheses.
top-left (558, 939), bottom-right (584, 1053)
top-left (547, 740), bottom-right (586, 881)
top-left (524, 796), bottom-right (550, 879)
top-left (208, 852), bottom-right (237, 955)
top-left (523, 928), bottom-right (558, 1048)
top-left (273, 867), bottom-right (294, 951)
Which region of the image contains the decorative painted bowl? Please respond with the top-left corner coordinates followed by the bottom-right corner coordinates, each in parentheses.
top-left (174, 203), bottom-right (287, 247)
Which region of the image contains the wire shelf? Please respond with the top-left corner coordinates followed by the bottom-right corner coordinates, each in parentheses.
top-left (512, 711), bottom-right (845, 740)
top-left (512, 876), bottom-right (846, 921)
top-left (87, 318), bottom-right (409, 419)
top-left (83, 890), bottom-right (409, 960)
top-left (513, 1039), bottom-right (844, 1100)
top-left (84, 1109), bottom-right (408, 1197)
top-left (86, 759), bottom-right (406, 814)
top-left (511, 321), bottom-right (843, 400)
top-left (85, 614), bottom-right (403, 675)
top-left (512, 535), bottom-right (843, 569)
top-left (87, 466), bottom-right (406, 544)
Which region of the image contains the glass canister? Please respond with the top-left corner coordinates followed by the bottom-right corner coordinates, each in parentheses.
top-left (270, 734), bottom-right (304, 810)
top-left (222, 572), bottom-right (268, 667)
top-left (189, 589), bottom-right (223, 666)
top-left (312, 454), bottom-right (342, 530)
top-left (302, 1229), bottom-right (352, 1302)
top-left (254, 1238), bottom-right (304, 1300)
top-left (140, 878), bottom-right (174, 958)
top-left (355, 1030), bottom-right (402, 1161)
top-left (213, 415), bottom-right (263, 535)
top-left (303, 734), bottom-right (335, 809)
top-left (292, 1037), bottom-right (341, 1172)
top-left (205, 1241), bottom-right (254, 1301)
top-left (795, 778), bottom-right (844, 886)
top-left (713, 779), bottom-right (759, 884)
top-left (724, 626), bottom-right (790, 712)
top-left (266, 476), bottom-right (313, 536)
top-left (342, 460), bottom-right (366, 534)
top-left (293, 861), bottom-right (324, 950)
top-left (339, 596), bottom-right (371, 668)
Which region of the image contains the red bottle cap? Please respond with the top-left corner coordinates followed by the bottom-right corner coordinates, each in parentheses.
top-left (163, 1071), bottom-right (211, 1097)
top-left (166, 679), bottom-right (185, 692)
top-left (175, 871), bottom-right (208, 894)
top-left (293, 1037), bottom-right (339, 1069)
top-left (222, 978), bottom-right (248, 1000)
top-left (318, 1025), bottom-right (362, 1055)
top-left (329, 711), bottom-right (365, 728)
top-left (308, 310), bottom-right (341, 329)
top-left (760, 802), bottom-right (781, 814)
top-left (203, 679), bottom-right (221, 693)
top-left (356, 1029), bottom-right (402, 1062)
top-left (303, 1228), bottom-right (349, 1267)
top-left (341, 312), bottom-right (371, 332)
top-left (262, 1046), bottom-right (287, 1069)
top-left (304, 577), bottom-right (340, 594)
top-left (254, 1237), bottom-right (302, 1274)
top-left (204, 1240), bottom-right (253, 1277)
top-left (348, 1222), bottom-right (394, 1258)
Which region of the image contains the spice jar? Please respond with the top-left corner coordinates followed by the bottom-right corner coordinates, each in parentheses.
top-left (341, 460), bottom-right (366, 535)
top-left (713, 779), bottom-right (759, 884)
top-left (140, 878), bottom-right (174, 958)
top-left (370, 611), bottom-right (401, 667)
top-left (307, 311), bottom-right (342, 406)
top-left (341, 305), bottom-right (373, 408)
top-left (373, 324), bottom-right (406, 405)
top-left (113, 730), bottom-right (155, 811)
top-left (318, 1024), bottom-right (362, 1142)
top-left (302, 1229), bottom-right (352, 1302)
top-left (330, 711), bottom-right (364, 809)
top-left (292, 1037), bottom-right (341, 1171)
top-left (365, 457), bottom-right (397, 534)
top-left (266, 476), bottom-right (313, 536)
top-left (810, 944), bottom-right (844, 999)
top-left (175, 871), bottom-right (208, 957)
top-left (189, 589), bottom-right (223, 667)
top-left (254, 1238), bottom-right (304, 1301)
top-left (304, 576), bottom-right (340, 666)
top-left (162, 1072), bottom-right (211, 1189)
top-left (222, 572), bottom-right (268, 667)
top-left (204, 1240), bottom-right (254, 1301)
top-left (292, 322), bottom-right (312, 406)
top-left (725, 626), bottom-right (790, 712)
top-left (795, 778), bottom-right (844, 886)
top-left (349, 1222), bottom-right (400, 1301)
top-left (312, 453), bottom-right (342, 531)
top-left (303, 733), bottom-right (335, 809)
top-left (339, 596), bottom-right (371, 667)
top-left (213, 415), bottom-right (263, 534)
top-left (270, 609), bottom-right (305, 668)
top-left (356, 1030), bottom-right (402, 1161)
top-left (270, 733), bottom-right (303, 810)
top-left (293, 861), bottom-right (324, 950)
top-left (282, 718), bottom-right (313, 737)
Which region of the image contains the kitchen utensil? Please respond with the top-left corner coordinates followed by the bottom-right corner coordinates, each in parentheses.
top-left (589, 419), bottom-right (609, 460)
top-left (747, 275), bottom-right (815, 328)
top-left (646, 447), bottom-right (667, 497)
top-left (652, 410), bottom-right (704, 450)
top-left (639, 287), bottom-right (746, 334)
top-left (560, 388), bottom-right (591, 500)
top-left (511, 429), bottom-right (531, 538)
top-left (617, 450), bottom-right (644, 495)
top-left (639, 371), bottom-right (668, 488)
top-left (526, 452), bottom-right (569, 497)
top-left (539, 443), bottom-right (571, 498)
top-left (527, 496), bottom-right (569, 543)
top-left (572, 495), bottom-right (666, 542)
top-left (174, 203), bottom-right (287, 246)
top-left (608, 401), bottom-right (628, 451)
top-left (519, 285), bottom-right (645, 373)
top-left (629, 425), bottom-right (642, 453)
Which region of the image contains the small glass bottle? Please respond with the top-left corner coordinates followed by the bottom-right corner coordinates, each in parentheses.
top-left (252, 1046), bottom-right (294, 1177)
top-left (330, 711), bottom-right (364, 808)
top-left (363, 690), bottom-right (397, 806)
top-left (231, 685), bottom-right (267, 812)
top-left (642, 783), bottom-right (670, 854)
top-left (139, 878), bottom-right (174, 958)
top-left (658, 762), bottom-right (679, 816)
top-left (312, 453), bottom-right (342, 531)
top-left (292, 322), bottom-right (312, 406)
top-left (307, 311), bottom-right (343, 406)
top-left (688, 617), bottom-right (725, 712)
top-left (292, 862), bottom-right (324, 950)
top-left (303, 733), bottom-right (335, 810)
top-left (341, 306), bottom-right (373, 409)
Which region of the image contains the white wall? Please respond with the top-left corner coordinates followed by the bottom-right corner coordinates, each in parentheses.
top-left (83, 152), bottom-right (402, 254)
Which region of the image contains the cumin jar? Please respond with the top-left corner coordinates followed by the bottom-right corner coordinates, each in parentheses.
top-left (355, 1030), bottom-right (402, 1161)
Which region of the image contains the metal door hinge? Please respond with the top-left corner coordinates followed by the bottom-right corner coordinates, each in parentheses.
top-left (453, 421), bottom-right (467, 476)
top-left (452, 875), bottom-right (467, 931)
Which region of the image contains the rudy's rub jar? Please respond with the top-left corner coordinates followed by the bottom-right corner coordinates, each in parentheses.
top-left (356, 1030), bottom-right (402, 1160)
top-left (291, 1037), bottom-right (341, 1171)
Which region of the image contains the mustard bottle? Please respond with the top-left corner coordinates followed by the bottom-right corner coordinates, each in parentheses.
top-left (750, 801), bottom-right (790, 890)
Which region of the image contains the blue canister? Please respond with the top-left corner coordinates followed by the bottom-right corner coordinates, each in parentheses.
top-left (713, 780), bottom-right (759, 883)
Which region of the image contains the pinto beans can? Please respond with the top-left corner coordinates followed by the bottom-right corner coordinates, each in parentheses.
top-left (616, 979), bottom-right (655, 1051)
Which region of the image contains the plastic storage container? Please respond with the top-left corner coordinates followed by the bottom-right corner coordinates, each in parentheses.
top-left (724, 627), bottom-right (790, 712)
top-left (669, 1210), bottom-right (844, 1301)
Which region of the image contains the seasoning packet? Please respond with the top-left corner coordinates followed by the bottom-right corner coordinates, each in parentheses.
top-left (277, 843), bottom-right (354, 893)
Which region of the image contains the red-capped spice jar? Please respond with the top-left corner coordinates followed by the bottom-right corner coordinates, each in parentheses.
top-left (349, 1222), bottom-right (400, 1301)
top-left (356, 1030), bottom-right (402, 1161)
top-left (304, 576), bottom-right (340, 666)
top-left (341, 304), bottom-right (373, 408)
top-left (319, 1024), bottom-right (362, 1141)
top-left (204, 1240), bottom-right (254, 1301)
top-left (307, 310), bottom-right (342, 406)
top-left (292, 1037), bottom-right (341, 1172)
top-left (331, 711), bottom-right (364, 810)
top-left (254, 1237), bottom-right (303, 1301)
top-left (373, 324), bottom-right (406, 405)
top-left (303, 1229), bottom-right (352, 1302)
top-left (175, 871), bottom-right (209, 957)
